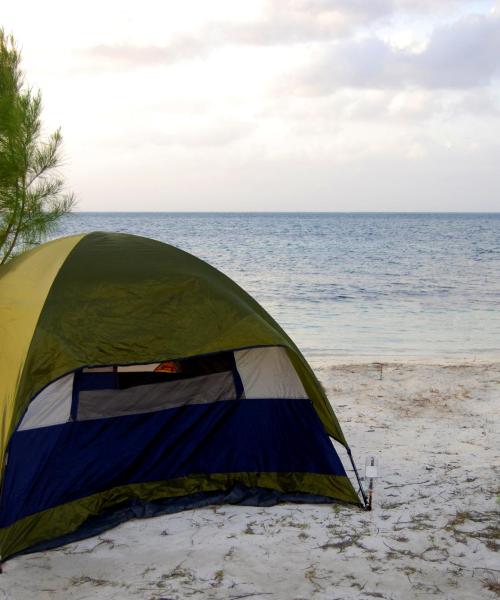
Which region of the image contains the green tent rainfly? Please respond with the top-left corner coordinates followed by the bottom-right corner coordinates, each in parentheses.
top-left (0, 232), bottom-right (364, 561)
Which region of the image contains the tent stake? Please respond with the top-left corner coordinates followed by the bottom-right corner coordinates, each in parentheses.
top-left (346, 447), bottom-right (370, 510)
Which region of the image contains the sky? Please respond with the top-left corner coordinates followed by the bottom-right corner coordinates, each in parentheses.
top-left (2, 0), bottom-right (500, 211)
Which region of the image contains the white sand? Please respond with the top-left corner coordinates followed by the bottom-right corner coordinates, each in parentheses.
top-left (1, 362), bottom-right (499, 600)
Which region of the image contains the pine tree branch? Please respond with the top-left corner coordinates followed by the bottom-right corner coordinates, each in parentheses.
top-left (0, 29), bottom-right (75, 263)
top-left (0, 180), bottom-right (27, 264)
top-left (0, 180), bottom-right (20, 251)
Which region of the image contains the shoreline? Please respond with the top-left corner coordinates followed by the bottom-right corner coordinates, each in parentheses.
top-left (308, 355), bottom-right (500, 368)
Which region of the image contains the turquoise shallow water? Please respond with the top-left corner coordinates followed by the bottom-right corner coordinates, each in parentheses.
top-left (55, 213), bottom-right (500, 363)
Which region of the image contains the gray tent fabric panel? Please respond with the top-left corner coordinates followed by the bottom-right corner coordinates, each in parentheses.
top-left (117, 364), bottom-right (160, 372)
top-left (77, 371), bottom-right (237, 421)
top-left (17, 374), bottom-right (74, 431)
top-left (235, 346), bottom-right (308, 399)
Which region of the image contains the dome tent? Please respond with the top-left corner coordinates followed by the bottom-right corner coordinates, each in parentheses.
top-left (0, 232), bottom-right (364, 561)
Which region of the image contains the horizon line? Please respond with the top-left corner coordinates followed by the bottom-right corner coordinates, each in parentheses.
top-left (70, 210), bottom-right (500, 215)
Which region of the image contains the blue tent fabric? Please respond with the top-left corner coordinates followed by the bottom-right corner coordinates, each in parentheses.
top-left (1, 398), bottom-right (347, 527)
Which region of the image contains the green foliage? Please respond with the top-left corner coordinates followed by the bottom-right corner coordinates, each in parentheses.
top-left (0, 29), bottom-right (75, 264)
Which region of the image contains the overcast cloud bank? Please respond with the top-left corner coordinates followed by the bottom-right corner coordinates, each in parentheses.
top-left (2, 0), bottom-right (498, 210)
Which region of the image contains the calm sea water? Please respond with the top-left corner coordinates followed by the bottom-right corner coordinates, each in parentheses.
top-left (55, 213), bottom-right (500, 363)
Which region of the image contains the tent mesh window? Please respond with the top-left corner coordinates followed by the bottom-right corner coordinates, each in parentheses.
top-left (75, 352), bottom-right (242, 421)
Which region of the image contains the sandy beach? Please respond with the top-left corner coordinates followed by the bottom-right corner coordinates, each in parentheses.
top-left (1, 361), bottom-right (498, 600)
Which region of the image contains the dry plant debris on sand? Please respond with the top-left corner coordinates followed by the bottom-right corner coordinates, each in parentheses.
top-left (0, 362), bottom-right (498, 600)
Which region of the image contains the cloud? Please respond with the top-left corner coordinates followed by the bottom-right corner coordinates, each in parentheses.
top-left (416, 14), bottom-right (500, 87)
top-left (86, 36), bottom-right (209, 69)
top-left (290, 13), bottom-right (500, 93)
top-left (82, 0), bottom-right (394, 70)
top-left (101, 120), bottom-right (255, 149)
top-left (392, 0), bottom-right (475, 12)
top-left (217, 0), bottom-right (393, 45)
top-left (82, 2), bottom-right (496, 78)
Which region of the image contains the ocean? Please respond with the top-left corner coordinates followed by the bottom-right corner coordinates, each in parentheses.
top-left (55, 212), bottom-right (500, 364)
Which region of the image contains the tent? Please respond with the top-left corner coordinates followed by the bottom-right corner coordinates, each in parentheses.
top-left (0, 232), bottom-right (365, 561)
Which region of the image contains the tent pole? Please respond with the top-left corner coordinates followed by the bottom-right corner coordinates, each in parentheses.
top-left (346, 447), bottom-right (370, 510)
